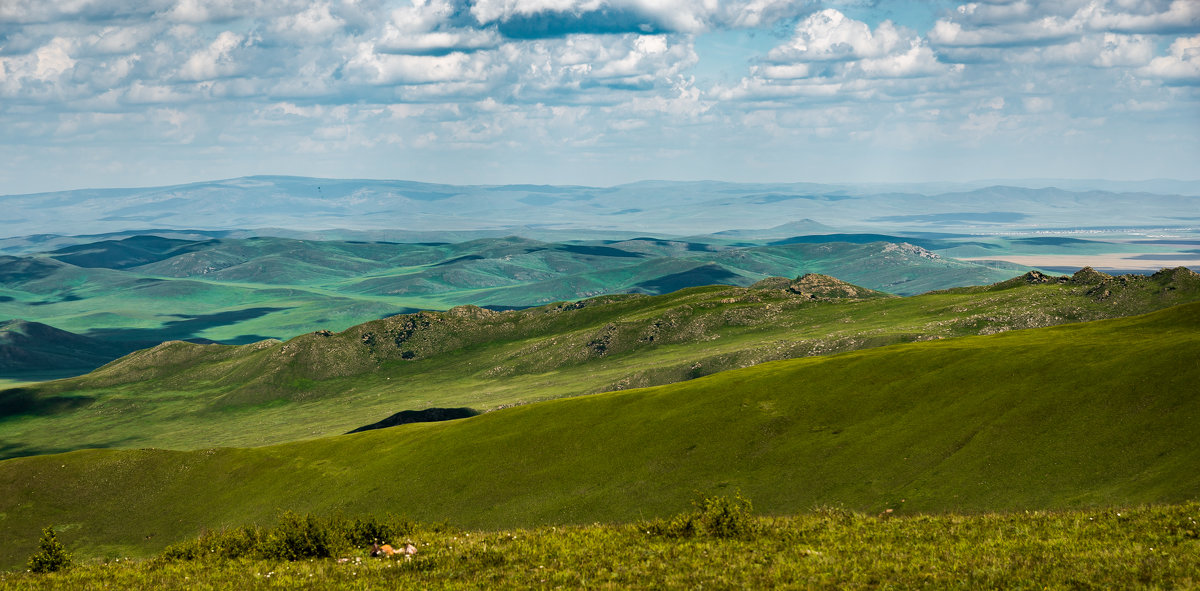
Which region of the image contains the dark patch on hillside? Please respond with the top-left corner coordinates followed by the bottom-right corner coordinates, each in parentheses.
top-left (0, 437), bottom-right (134, 461)
top-left (554, 245), bottom-right (644, 258)
top-left (83, 307), bottom-right (290, 343)
top-left (432, 254), bottom-right (485, 267)
top-left (633, 265), bottom-right (741, 294)
top-left (0, 256), bottom-right (60, 283)
top-left (0, 388), bottom-right (95, 419)
top-left (346, 407), bottom-right (481, 433)
top-left (49, 235), bottom-right (215, 270)
top-left (0, 296), bottom-right (13, 302)
top-left (1, 319), bottom-right (148, 375)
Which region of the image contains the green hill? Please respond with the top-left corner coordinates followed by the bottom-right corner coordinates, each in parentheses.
top-left (1, 300), bottom-right (1197, 569)
top-left (2, 267), bottom-right (1198, 458)
top-left (2, 235), bottom-right (1023, 379)
top-left (0, 320), bottom-right (148, 380)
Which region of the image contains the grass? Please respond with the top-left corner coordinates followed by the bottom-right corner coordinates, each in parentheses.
top-left (4, 267), bottom-right (1198, 457)
top-left (1, 301), bottom-right (1197, 569)
top-left (1, 502), bottom-right (1197, 588)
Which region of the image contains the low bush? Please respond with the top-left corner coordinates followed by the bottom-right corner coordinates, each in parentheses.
top-left (645, 493), bottom-right (760, 539)
top-left (27, 527), bottom-right (71, 573)
top-left (159, 512), bottom-right (419, 562)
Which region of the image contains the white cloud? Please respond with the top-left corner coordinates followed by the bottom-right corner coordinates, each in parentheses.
top-left (178, 31), bottom-right (246, 80)
top-left (929, 13), bottom-right (1082, 47)
top-left (1140, 34), bottom-right (1200, 82)
top-left (1084, 0), bottom-right (1200, 34)
top-left (345, 44), bottom-right (501, 85)
top-left (755, 10), bottom-right (950, 84)
top-left (768, 9), bottom-right (905, 61)
top-left (468, 0), bottom-right (810, 33)
top-left (33, 38), bottom-right (78, 81)
top-left (377, 0), bottom-right (501, 54)
top-left (1037, 32), bottom-right (1155, 67)
top-left (0, 37), bottom-right (78, 96)
top-left (271, 2), bottom-right (345, 38)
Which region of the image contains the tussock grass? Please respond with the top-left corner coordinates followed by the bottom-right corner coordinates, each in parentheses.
top-left (2, 503), bottom-right (1198, 589)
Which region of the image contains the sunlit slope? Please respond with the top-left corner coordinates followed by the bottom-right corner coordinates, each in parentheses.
top-left (1, 302), bottom-right (1198, 568)
top-left (2, 268), bottom-right (1198, 458)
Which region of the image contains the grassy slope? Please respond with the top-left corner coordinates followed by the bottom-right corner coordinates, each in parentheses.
top-left (2, 504), bottom-right (1198, 588)
top-left (0, 302), bottom-right (1197, 568)
top-left (2, 268), bottom-right (1198, 458)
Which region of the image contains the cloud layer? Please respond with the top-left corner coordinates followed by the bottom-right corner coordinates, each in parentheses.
top-left (0, 0), bottom-right (1197, 193)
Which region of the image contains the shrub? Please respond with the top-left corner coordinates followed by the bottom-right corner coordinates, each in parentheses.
top-left (345, 514), bottom-right (416, 546)
top-left (160, 526), bottom-right (265, 561)
top-left (27, 526), bottom-right (72, 573)
top-left (262, 512), bottom-right (340, 560)
top-left (158, 513), bottom-right (425, 563)
top-left (646, 493), bottom-right (760, 539)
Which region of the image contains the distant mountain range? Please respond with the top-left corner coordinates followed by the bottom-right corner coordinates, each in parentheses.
top-left (4, 176), bottom-right (1199, 239)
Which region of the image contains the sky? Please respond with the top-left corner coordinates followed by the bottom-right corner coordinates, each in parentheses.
top-left (1, 0), bottom-right (1198, 194)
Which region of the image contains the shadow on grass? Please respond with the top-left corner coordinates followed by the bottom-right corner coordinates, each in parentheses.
top-left (0, 436), bottom-right (139, 461)
top-left (0, 388), bottom-right (95, 420)
top-left (347, 407), bottom-right (481, 434)
top-left (82, 307), bottom-right (292, 344)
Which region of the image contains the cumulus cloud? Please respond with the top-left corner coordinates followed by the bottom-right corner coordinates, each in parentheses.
top-left (753, 9), bottom-right (950, 86)
top-left (377, 0), bottom-right (502, 55)
top-left (931, 0), bottom-right (1199, 51)
top-left (178, 31), bottom-right (248, 81)
top-left (469, 0), bottom-right (814, 37)
top-left (1, 0), bottom-right (1197, 193)
top-left (1140, 34), bottom-right (1200, 82)
top-left (1083, 0), bottom-right (1200, 34)
top-left (271, 2), bottom-right (345, 39)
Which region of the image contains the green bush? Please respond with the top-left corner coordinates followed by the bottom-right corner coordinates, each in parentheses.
top-left (646, 493), bottom-right (760, 539)
top-left (160, 526), bottom-right (265, 561)
top-left (159, 513), bottom-right (423, 562)
top-left (345, 514), bottom-right (416, 546)
top-left (27, 526), bottom-right (71, 573)
top-left (263, 512), bottom-right (339, 560)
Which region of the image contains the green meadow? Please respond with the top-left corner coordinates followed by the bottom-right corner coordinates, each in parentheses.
top-left (3, 267), bottom-right (1197, 457)
top-left (1, 300), bottom-right (1198, 570)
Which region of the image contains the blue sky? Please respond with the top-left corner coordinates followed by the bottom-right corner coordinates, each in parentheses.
top-left (1, 0), bottom-right (1197, 193)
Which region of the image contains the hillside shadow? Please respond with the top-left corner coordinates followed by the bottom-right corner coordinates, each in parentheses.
top-left (347, 407), bottom-right (481, 434)
top-left (0, 437), bottom-right (138, 461)
top-left (0, 388), bottom-right (95, 420)
top-left (82, 307), bottom-right (291, 343)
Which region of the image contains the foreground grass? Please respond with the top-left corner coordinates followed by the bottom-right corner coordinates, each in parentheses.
top-left (2, 503), bottom-right (1198, 589)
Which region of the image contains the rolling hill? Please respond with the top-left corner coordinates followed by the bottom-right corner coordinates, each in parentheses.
top-left (0, 299), bottom-right (1197, 569)
top-left (2, 267), bottom-right (1197, 460)
top-left (1, 234), bottom-right (1025, 379)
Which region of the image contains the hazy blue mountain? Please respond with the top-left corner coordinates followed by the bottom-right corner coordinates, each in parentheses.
top-left (4, 176), bottom-right (1198, 239)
